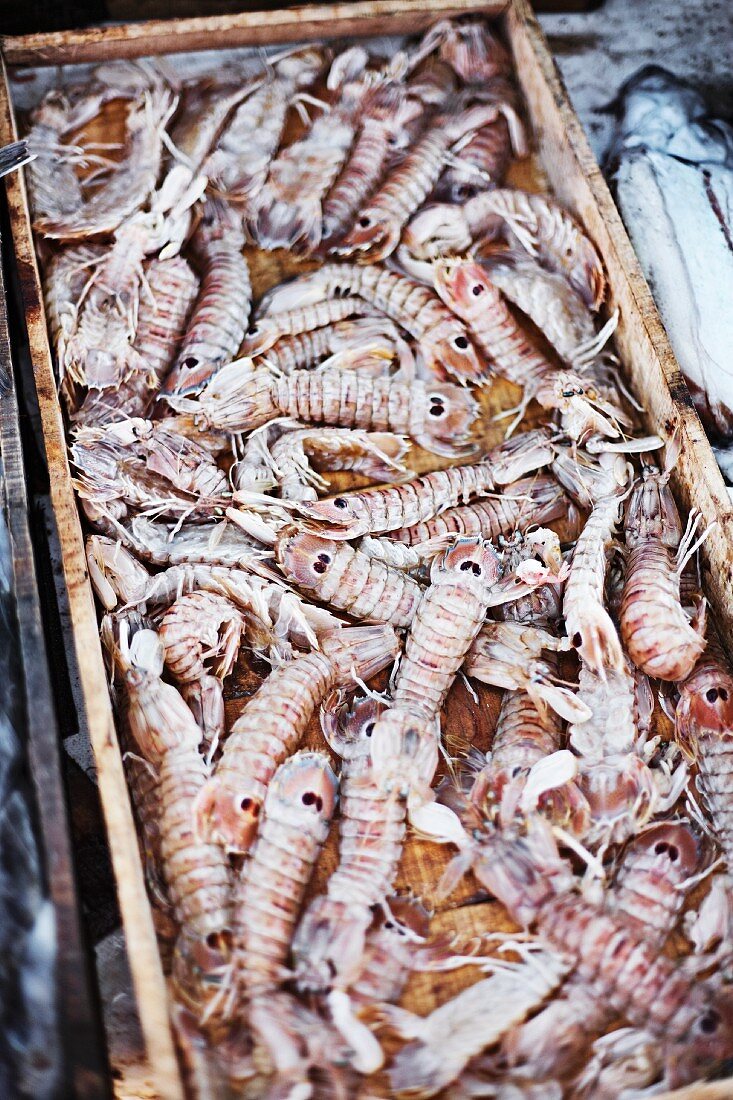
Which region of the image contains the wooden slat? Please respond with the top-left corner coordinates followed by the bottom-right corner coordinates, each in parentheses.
top-left (1, 0), bottom-right (507, 65)
top-left (0, 224), bottom-right (108, 1093)
top-left (0, 55), bottom-right (185, 1100)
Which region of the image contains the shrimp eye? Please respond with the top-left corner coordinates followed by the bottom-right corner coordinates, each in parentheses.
top-left (429, 395), bottom-right (446, 417)
top-left (384, 921), bottom-right (394, 930)
top-left (459, 560), bottom-right (473, 571)
top-left (247, 323), bottom-right (260, 335)
top-left (333, 497), bottom-right (348, 509)
top-left (654, 840), bottom-right (678, 861)
top-left (358, 216), bottom-right (372, 228)
top-left (562, 389), bottom-right (576, 399)
top-left (313, 561), bottom-right (328, 574)
top-left (471, 283), bottom-right (484, 296)
top-left (699, 1011), bottom-right (720, 1035)
top-left (453, 335), bottom-right (469, 350)
top-left (720, 688), bottom-right (729, 701)
top-left (183, 356), bottom-right (199, 369)
top-left (302, 791), bottom-right (316, 806)
top-left (472, 562), bottom-right (482, 575)
top-left (364, 722), bottom-right (375, 737)
top-left (572, 632), bottom-right (582, 649)
top-left (707, 688), bottom-right (719, 702)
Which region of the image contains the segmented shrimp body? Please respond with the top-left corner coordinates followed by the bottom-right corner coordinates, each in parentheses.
top-left (187, 360), bottom-right (477, 458)
top-left (483, 251), bottom-right (597, 365)
top-left (75, 256), bottom-right (200, 425)
top-left (370, 538), bottom-right (502, 797)
top-left (235, 751), bottom-right (338, 993)
top-left (676, 639), bottom-right (733, 862)
top-left (466, 188), bottom-right (606, 310)
top-left (234, 753), bottom-right (347, 1092)
top-left (33, 85), bottom-right (176, 240)
top-left (42, 243), bottom-right (103, 390)
top-left (559, 453), bottom-right (631, 674)
top-left (495, 821), bottom-right (705, 1085)
top-left (269, 427), bottom-right (408, 501)
top-left (568, 656), bottom-right (665, 848)
top-left (245, 296), bottom-right (377, 356)
top-left (335, 101), bottom-right (506, 262)
top-left (71, 419), bottom-right (230, 530)
top-left (158, 590), bottom-right (244, 683)
top-left (196, 624), bottom-right (398, 853)
top-left (435, 83), bottom-right (522, 202)
top-left (140, 560), bottom-right (342, 652)
top-left (472, 678), bottom-right (587, 832)
top-left (204, 48), bottom-right (325, 208)
top-left (391, 475), bottom-right (567, 545)
top-left (162, 198), bottom-right (251, 396)
top-left (404, 187), bottom-right (605, 311)
top-left (294, 694), bottom-right (410, 993)
top-left (251, 316), bottom-right (409, 377)
top-left (463, 828), bottom-right (733, 1090)
top-left (321, 85), bottom-right (420, 247)
top-left (104, 624), bottom-right (233, 1015)
top-left (620, 460), bottom-right (707, 681)
top-left (26, 88), bottom-right (99, 234)
top-left (254, 49), bottom-right (382, 253)
top-left (434, 260), bottom-right (624, 439)
top-left (276, 527), bottom-right (422, 627)
top-left (86, 534), bottom-right (150, 610)
top-left (260, 263), bottom-right (486, 383)
top-left (433, 259), bottom-right (555, 387)
top-left (297, 429), bottom-right (554, 538)
top-left (348, 897), bottom-right (433, 1008)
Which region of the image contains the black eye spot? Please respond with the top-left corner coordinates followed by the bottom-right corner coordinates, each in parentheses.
top-left (302, 791), bottom-right (316, 806)
top-left (454, 336), bottom-right (469, 350)
top-left (183, 357), bottom-right (198, 369)
top-left (315, 795), bottom-right (323, 812)
top-left (313, 561), bottom-right (327, 574)
top-left (572, 632), bottom-right (582, 649)
top-left (720, 688), bottom-right (729, 701)
top-left (707, 688), bottom-right (720, 702)
top-left (460, 560), bottom-right (473, 571)
top-left (317, 553), bottom-right (331, 564)
top-left (248, 323), bottom-right (260, 335)
top-left (364, 722), bottom-right (374, 737)
top-left (384, 921), bottom-right (394, 930)
top-left (512, 766), bottom-right (522, 777)
top-left (654, 841), bottom-right (679, 861)
top-left (240, 797), bottom-right (252, 811)
top-left (471, 284), bottom-right (484, 296)
top-left (333, 497), bottom-right (348, 509)
top-left (699, 1011), bottom-right (720, 1035)
top-left (472, 563), bottom-right (482, 576)
top-left (359, 216), bottom-right (371, 228)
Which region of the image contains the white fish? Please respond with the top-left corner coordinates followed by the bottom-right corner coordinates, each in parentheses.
top-left (609, 67), bottom-right (733, 442)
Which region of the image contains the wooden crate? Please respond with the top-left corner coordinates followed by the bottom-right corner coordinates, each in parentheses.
top-left (1, 3), bottom-right (732, 1097)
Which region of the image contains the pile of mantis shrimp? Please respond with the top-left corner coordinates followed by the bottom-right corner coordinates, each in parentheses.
top-left (21, 13), bottom-right (733, 1099)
